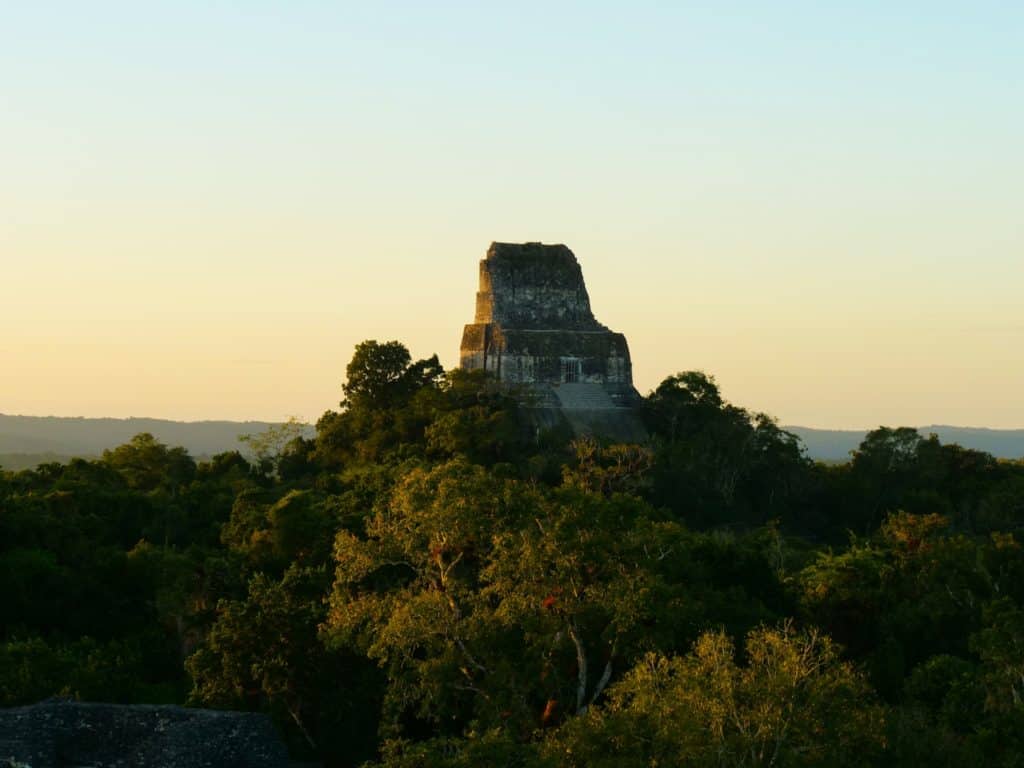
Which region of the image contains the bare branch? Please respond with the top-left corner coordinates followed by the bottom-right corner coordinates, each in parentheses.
top-left (440, 550), bottom-right (464, 585)
top-left (285, 699), bottom-right (317, 751)
top-left (567, 621), bottom-right (589, 715)
top-left (453, 682), bottom-right (492, 701)
top-left (455, 637), bottom-right (488, 674)
top-left (588, 658), bottom-right (614, 708)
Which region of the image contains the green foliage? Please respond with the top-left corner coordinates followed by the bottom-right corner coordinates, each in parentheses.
top-left (239, 417), bottom-right (310, 479)
top-left (545, 623), bottom-right (885, 767)
top-left (324, 458), bottom-right (786, 756)
top-left (4, 343), bottom-right (1024, 766)
top-left (0, 634), bottom-right (177, 705)
top-left (102, 433), bottom-right (196, 493)
top-left (187, 565), bottom-right (380, 761)
top-left (971, 597), bottom-right (1024, 713)
top-left (342, 340), bottom-right (443, 411)
top-left (643, 371), bottom-right (812, 530)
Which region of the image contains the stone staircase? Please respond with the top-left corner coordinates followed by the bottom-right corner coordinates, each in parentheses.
top-left (553, 383), bottom-right (617, 410)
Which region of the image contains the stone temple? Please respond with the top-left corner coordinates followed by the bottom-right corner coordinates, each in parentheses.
top-left (460, 242), bottom-right (646, 440)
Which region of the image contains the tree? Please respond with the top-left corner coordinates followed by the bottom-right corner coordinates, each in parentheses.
top-left (187, 565), bottom-right (380, 762)
top-left (846, 428), bottom-right (934, 533)
top-left (324, 459), bottom-right (522, 735)
top-left (343, 340), bottom-right (412, 409)
top-left (643, 372), bottom-right (812, 529)
top-left (798, 512), bottom-right (997, 698)
top-left (315, 341), bottom-right (447, 468)
top-left (342, 340), bottom-right (442, 411)
top-left (102, 433), bottom-right (195, 494)
top-left (423, 369), bottom-right (526, 466)
top-left (324, 458), bottom-right (783, 749)
top-left (238, 418), bottom-right (310, 478)
top-left (220, 488), bottom-right (337, 573)
top-left (561, 438), bottom-right (653, 497)
top-left (545, 623), bottom-right (885, 768)
top-left (971, 598), bottom-right (1024, 713)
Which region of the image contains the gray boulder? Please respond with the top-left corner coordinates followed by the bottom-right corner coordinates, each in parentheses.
top-left (0, 699), bottom-right (290, 768)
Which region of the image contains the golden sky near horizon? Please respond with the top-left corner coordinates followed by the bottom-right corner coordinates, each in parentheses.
top-left (2, 3), bottom-right (1023, 429)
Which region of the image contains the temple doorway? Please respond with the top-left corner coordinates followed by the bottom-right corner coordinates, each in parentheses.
top-left (560, 357), bottom-right (582, 383)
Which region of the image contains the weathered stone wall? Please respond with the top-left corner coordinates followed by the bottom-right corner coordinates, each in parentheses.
top-left (473, 242), bottom-right (602, 330)
top-left (0, 699), bottom-right (290, 768)
top-left (460, 327), bottom-right (634, 387)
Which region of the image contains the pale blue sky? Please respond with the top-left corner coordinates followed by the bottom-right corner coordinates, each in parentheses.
top-left (2, 2), bottom-right (1022, 427)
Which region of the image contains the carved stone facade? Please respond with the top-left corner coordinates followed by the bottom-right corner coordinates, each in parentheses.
top-left (460, 243), bottom-right (643, 439)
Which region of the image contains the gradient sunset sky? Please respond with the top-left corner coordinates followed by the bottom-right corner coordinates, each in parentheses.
top-left (3, 2), bottom-right (1022, 429)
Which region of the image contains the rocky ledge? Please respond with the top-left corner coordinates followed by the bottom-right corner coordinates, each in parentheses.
top-left (0, 699), bottom-right (289, 768)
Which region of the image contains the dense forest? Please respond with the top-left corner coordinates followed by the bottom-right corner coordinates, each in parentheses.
top-left (3, 340), bottom-right (1024, 767)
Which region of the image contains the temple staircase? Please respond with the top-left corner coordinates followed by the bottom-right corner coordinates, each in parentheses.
top-left (553, 383), bottom-right (617, 410)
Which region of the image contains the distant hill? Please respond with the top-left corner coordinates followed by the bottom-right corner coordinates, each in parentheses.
top-left (2, 414), bottom-right (1022, 469)
top-left (0, 414), bottom-right (315, 468)
top-left (785, 425), bottom-right (1024, 462)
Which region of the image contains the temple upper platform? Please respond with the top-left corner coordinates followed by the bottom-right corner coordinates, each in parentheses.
top-left (459, 242), bottom-right (640, 410)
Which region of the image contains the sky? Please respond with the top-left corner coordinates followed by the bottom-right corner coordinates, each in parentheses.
top-left (2, 1), bottom-right (1022, 429)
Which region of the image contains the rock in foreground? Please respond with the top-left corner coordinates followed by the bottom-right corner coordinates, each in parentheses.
top-left (0, 699), bottom-right (289, 768)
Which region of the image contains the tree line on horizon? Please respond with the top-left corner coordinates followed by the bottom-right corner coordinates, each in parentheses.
top-left (2, 340), bottom-right (1024, 766)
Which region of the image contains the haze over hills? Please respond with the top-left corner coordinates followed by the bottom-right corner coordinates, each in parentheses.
top-left (1, 414), bottom-right (1022, 470)
top-left (786, 426), bottom-right (1024, 462)
top-left (0, 414), bottom-right (316, 470)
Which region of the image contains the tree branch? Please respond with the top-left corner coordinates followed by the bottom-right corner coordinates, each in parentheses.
top-left (567, 621), bottom-right (588, 714)
top-left (285, 699), bottom-right (317, 751)
top-left (588, 657), bottom-right (613, 708)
